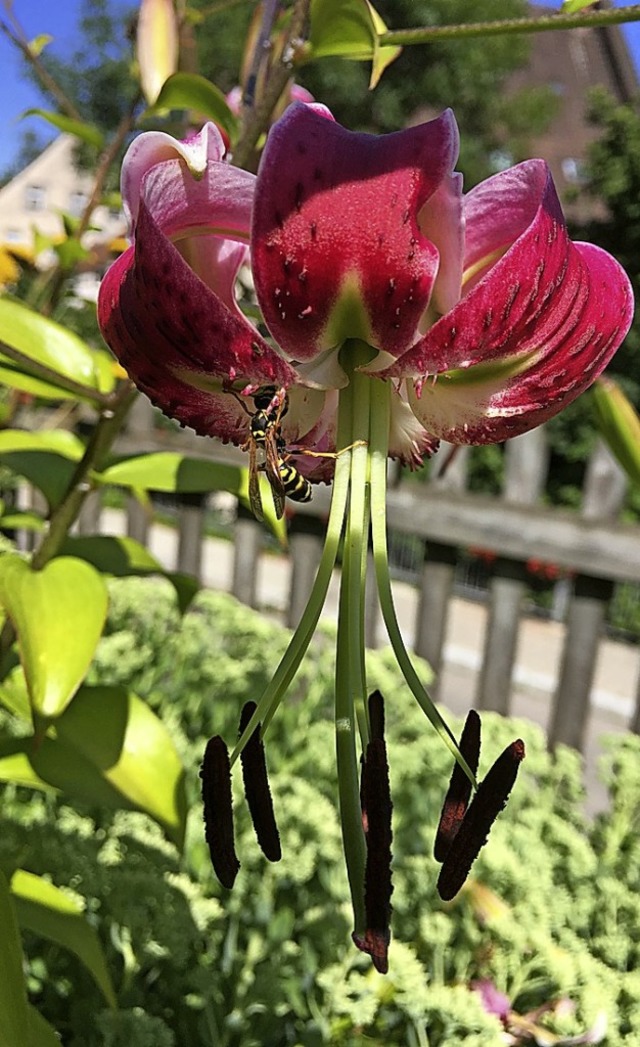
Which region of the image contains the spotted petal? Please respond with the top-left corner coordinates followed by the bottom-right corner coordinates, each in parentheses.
top-left (252, 104), bottom-right (462, 383)
top-left (389, 161), bottom-right (633, 443)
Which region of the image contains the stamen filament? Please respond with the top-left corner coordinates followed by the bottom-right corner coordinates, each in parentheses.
top-left (368, 377), bottom-right (477, 788)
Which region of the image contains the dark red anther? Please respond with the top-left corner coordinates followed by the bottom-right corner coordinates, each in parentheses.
top-left (359, 736), bottom-right (393, 974)
top-left (368, 689), bottom-right (385, 742)
top-left (434, 709), bottom-right (481, 862)
top-left (200, 736), bottom-right (240, 889)
top-left (437, 739), bottom-right (525, 902)
top-left (239, 701), bottom-right (281, 862)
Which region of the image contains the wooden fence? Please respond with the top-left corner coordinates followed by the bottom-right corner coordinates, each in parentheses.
top-left (19, 395), bottom-right (640, 755)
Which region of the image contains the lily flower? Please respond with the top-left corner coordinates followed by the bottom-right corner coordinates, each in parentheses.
top-left (97, 104), bottom-right (633, 967)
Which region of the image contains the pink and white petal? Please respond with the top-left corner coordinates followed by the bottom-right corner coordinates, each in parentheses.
top-left (252, 104), bottom-right (460, 366)
top-left (407, 243), bottom-right (633, 444)
top-left (122, 123), bottom-right (227, 231)
top-left (138, 158), bottom-right (255, 243)
top-left (388, 166), bottom-right (632, 381)
top-left (389, 384), bottom-right (440, 466)
top-left (177, 236), bottom-right (248, 318)
top-left (98, 201), bottom-right (298, 441)
top-left (419, 172), bottom-right (464, 318)
top-left (462, 160), bottom-right (547, 291)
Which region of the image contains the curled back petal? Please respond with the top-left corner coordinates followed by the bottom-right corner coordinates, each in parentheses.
top-left (122, 123), bottom-right (228, 232)
top-left (98, 201), bottom-right (298, 442)
top-left (390, 165), bottom-right (633, 443)
top-left (252, 104), bottom-right (461, 378)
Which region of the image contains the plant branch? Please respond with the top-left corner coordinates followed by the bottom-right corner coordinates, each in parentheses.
top-left (378, 5), bottom-right (640, 47)
top-left (232, 0), bottom-right (311, 170)
top-left (0, 340), bottom-right (112, 405)
top-left (0, 5), bottom-right (82, 120)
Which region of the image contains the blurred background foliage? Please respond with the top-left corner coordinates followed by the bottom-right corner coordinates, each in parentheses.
top-left (2, 578), bottom-right (640, 1046)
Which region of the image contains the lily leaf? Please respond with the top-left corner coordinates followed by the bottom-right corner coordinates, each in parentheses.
top-left (0, 429), bottom-right (85, 508)
top-left (0, 556), bottom-right (108, 720)
top-left (561, 0), bottom-right (599, 11)
top-left (59, 535), bottom-right (200, 612)
top-left (26, 1007), bottom-right (60, 1047)
top-left (0, 297), bottom-right (115, 397)
top-left (143, 73), bottom-right (238, 142)
top-left (308, 0), bottom-right (376, 59)
top-left (20, 109), bottom-right (105, 149)
top-left (0, 684), bottom-right (186, 846)
top-left (98, 451), bottom-right (287, 545)
top-left (10, 870), bottom-right (116, 1008)
top-left (0, 429), bottom-right (85, 459)
top-left (592, 376), bottom-right (640, 486)
top-left (366, 1), bottom-right (402, 87)
top-left (0, 869), bottom-right (28, 1047)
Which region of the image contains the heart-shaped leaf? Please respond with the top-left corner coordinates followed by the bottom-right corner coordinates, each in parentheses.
top-left (143, 72), bottom-right (238, 142)
top-left (0, 556), bottom-right (108, 720)
top-left (11, 870), bottom-right (116, 1008)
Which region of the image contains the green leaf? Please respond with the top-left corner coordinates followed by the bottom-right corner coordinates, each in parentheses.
top-left (20, 109), bottom-right (105, 149)
top-left (59, 535), bottom-right (200, 612)
top-left (0, 662), bottom-right (32, 720)
top-left (98, 451), bottom-right (243, 494)
top-left (28, 34), bottom-right (53, 57)
top-left (561, 0), bottom-right (599, 11)
top-left (0, 687), bottom-right (187, 845)
top-left (98, 452), bottom-right (287, 545)
top-left (26, 1006), bottom-right (60, 1047)
top-left (0, 511), bottom-right (45, 533)
top-left (143, 73), bottom-right (238, 142)
top-left (592, 376), bottom-right (640, 486)
top-left (0, 556), bottom-right (108, 720)
top-left (0, 297), bottom-right (115, 397)
top-left (308, 0), bottom-right (376, 59)
top-left (0, 869), bottom-right (28, 1047)
top-left (0, 429), bottom-right (85, 508)
top-left (366, 1), bottom-right (402, 87)
top-left (11, 870), bottom-right (116, 1008)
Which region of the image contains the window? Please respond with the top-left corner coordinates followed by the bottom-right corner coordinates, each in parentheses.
top-left (24, 185), bottom-right (46, 212)
top-left (69, 190), bottom-right (89, 217)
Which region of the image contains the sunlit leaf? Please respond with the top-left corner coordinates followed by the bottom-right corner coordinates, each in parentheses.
top-left (592, 376), bottom-right (640, 486)
top-left (20, 109), bottom-right (105, 149)
top-left (0, 662), bottom-right (31, 720)
top-left (142, 72), bottom-right (238, 142)
top-left (28, 34), bottom-right (53, 57)
top-left (98, 452), bottom-right (287, 545)
top-left (0, 556), bottom-right (108, 720)
top-left (0, 869), bottom-right (28, 1047)
top-left (561, 0), bottom-right (599, 11)
top-left (60, 534), bottom-right (200, 612)
top-left (0, 430), bottom-right (85, 507)
top-left (308, 0), bottom-right (376, 59)
top-left (0, 429), bottom-right (85, 458)
top-left (0, 297), bottom-right (115, 396)
top-left (366, 0), bottom-right (402, 87)
top-left (0, 686), bottom-right (187, 846)
top-left (11, 870), bottom-right (116, 1008)
top-left (0, 510), bottom-right (46, 533)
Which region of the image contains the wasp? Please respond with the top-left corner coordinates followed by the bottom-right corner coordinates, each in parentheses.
top-left (232, 384), bottom-right (362, 522)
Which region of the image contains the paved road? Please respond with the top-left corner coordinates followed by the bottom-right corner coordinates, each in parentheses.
top-left (102, 510), bottom-right (639, 811)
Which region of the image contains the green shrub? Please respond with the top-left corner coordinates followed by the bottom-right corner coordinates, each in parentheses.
top-left (3, 577), bottom-right (640, 1045)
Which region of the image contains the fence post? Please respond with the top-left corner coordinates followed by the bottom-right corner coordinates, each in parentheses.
top-left (287, 513), bottom-right (325, 628)
top-left (177, 491), bottom-right (207, 579)
top-left (476, 556), bottom-right (528, 714)
top-left (126, 495), bottom-right (151, 545)
top-left (415, 541), bottom-right (457, 690)
top-left (77, 490), bottom-right (102, 534)
top-left (548, 573), bottom-right (614, 751)
top-left (231, 503), bottom-right (262, 608)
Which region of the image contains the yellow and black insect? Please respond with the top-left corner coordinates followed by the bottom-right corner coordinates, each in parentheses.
top-left (238, 386), bottom-right (311, 522)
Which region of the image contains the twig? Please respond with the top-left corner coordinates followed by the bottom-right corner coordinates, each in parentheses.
top-left (378, 5), bottom-right (640, 48)
top-left (0, 4), bottom-right (82, 120)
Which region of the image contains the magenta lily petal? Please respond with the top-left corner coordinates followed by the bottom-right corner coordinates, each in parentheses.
top-left (98, 200), bottom-right (297, 441)
top-left (122, 123), bottom-right (228, 232)
top-left (252, 104), bottom-right (461, 368)
top-left (385, 162), bottom-right (633, 442)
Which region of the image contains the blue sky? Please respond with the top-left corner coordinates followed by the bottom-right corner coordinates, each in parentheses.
top-left (1, 0), bottom-right (640, 175)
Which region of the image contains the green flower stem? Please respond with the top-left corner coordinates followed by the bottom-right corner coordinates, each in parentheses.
top-left (335, 364), bottom-right (371, 934)
top-left (231, 374), bottom-right (354, 763)
top-left (378, 6), bottom-right (640, 48)
top-left (368, 377), bottom-right (477, 789)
